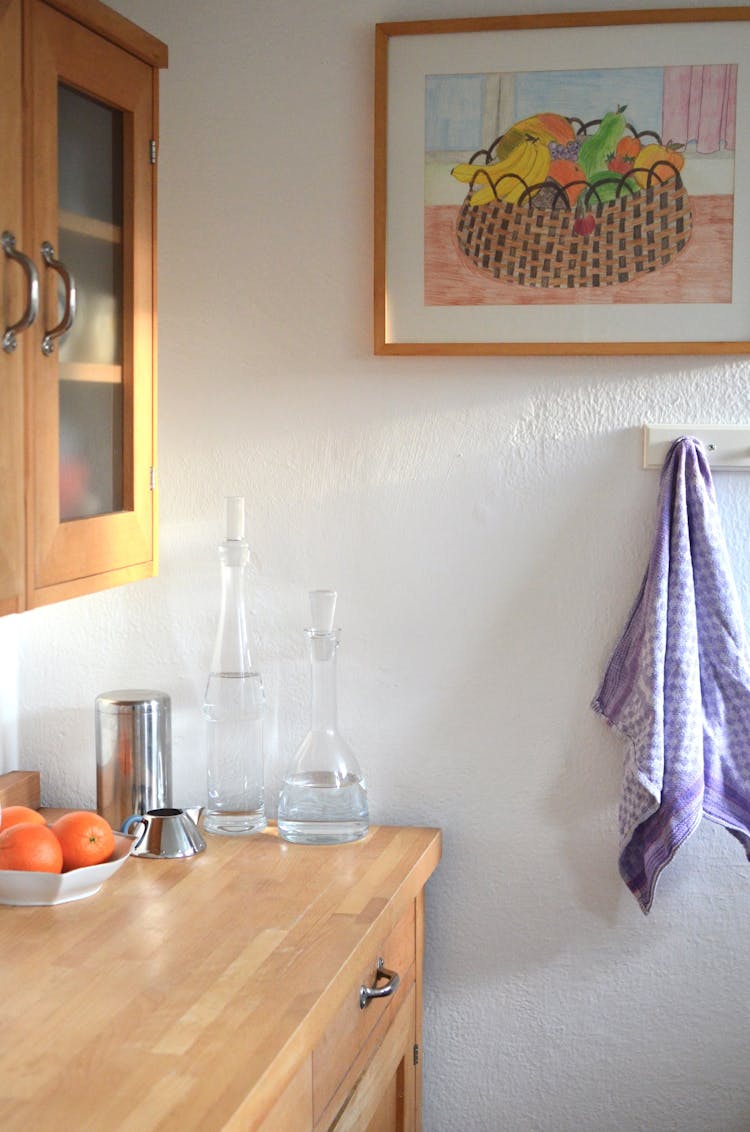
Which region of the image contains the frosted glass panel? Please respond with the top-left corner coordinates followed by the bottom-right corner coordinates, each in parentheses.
top-left (58, 231), bottom-right (122, 366)
top-left (57, 83), bottom-right (124, 521)
top-left (58, 85), bottom-right (122, 223)
top-left (59, 381), bottom-right (123, 520)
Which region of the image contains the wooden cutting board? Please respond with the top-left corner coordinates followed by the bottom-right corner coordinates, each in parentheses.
top-left (0, 770), bottom-right (40, 810)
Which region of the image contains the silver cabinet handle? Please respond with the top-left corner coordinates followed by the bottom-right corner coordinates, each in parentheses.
top-left (41, 240), bottom-right (76, 356)
top-left (2, 230), bottom-right (39, 353)
top-left (359, 957), bottom-right (400, 1009)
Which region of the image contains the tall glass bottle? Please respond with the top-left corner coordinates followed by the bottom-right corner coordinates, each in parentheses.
top-left (202, 497), bottom-right (266, 835)
top-left (278, 590), bottom-right (368, 845)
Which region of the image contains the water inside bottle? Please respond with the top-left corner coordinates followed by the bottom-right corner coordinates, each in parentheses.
top-left (203, 671), bottom-right (265, 836)
top-left (277, 770), bottom-right (368, 845)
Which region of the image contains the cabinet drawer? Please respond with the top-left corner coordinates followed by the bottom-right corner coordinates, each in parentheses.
top-left (328, 984), bottom-right (416, 1132)
top-left (313, 900), bottom-right (416, 1127)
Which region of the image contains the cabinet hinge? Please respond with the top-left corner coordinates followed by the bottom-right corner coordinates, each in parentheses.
top-left (149, 139), bottom-right (157, 164)
top-left (413, 1043), bottom-right (419, 1066)
top-left (149, 467), bottom-right (157, 491)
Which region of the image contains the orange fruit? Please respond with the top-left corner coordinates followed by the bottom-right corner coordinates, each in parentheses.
top-left (0, 805), bottom-right (46, 831)
top-left (0, 823), bottom-right (64, 873)
top-left (51, 810), bottom-right (115, 871)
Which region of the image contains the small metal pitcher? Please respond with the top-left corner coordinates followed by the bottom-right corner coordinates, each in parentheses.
top-left (121, 807), bottom-right (206, 859)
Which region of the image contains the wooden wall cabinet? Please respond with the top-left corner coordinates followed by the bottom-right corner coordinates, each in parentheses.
top-left (0, 0), bottom-right (167, 615)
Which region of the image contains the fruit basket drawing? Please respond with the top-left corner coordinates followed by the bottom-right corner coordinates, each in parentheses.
top-left (452, 109), bottom-right (692, 289)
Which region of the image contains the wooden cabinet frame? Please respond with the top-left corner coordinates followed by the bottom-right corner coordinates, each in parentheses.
top-left (0, 0), bottom-right (167, 613)
top-left (0, 0), bottom-right (26, 615)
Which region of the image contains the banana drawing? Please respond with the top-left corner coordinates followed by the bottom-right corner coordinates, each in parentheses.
top-left (452, 138), bottom-right (551, 206)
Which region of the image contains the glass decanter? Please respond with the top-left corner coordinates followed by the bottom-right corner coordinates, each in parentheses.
top-left (202, 497), bottom-right (266, 836)
top-left (277, 590), bottom-right (368, 845)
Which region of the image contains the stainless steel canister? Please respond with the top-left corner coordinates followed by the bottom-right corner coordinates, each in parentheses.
top-left (96, 690), bottom-right (172, 830)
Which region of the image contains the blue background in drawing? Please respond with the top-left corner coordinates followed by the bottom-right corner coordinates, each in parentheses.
top-left (516, 68), bottom-right (663, 129)
top-left (425, 67), bottom-right (664, 151)
top-left (425, 74), bottom-right (486, 150)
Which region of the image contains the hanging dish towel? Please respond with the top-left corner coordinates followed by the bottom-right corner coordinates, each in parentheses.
top-left (592, 436), bottom-right (750, 913)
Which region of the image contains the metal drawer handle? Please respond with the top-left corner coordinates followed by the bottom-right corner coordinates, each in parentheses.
top-left (359, 957), bottom-right (400, 1010)
top-left (41, 240), bottom-right (76, 356)
top-left (2, 230), bottom-right (39, 353)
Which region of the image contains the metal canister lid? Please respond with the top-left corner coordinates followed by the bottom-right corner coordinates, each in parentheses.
top-left (96, 690), bottom-right (171, 714)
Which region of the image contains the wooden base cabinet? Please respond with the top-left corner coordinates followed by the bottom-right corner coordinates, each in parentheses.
top-left (0, 822), bottom-right (441, 1132)
top-left (0, 0), bottom-right (167, 614)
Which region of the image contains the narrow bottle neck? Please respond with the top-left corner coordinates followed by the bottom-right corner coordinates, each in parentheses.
top-left (308, 633), bottom-right (339, 731)
top-left (212, 552), bottom-right (253, 677)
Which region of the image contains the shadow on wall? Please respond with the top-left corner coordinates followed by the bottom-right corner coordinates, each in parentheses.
top-left (19, 706), bottom-right (93, 807)
top-left (415, 422), bottom-right (735, 979)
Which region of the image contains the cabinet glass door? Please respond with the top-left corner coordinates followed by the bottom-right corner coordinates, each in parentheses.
top-left (58, 84), bottom-right (124, 521)
top-left (28, 0), bottom-right (155, 604)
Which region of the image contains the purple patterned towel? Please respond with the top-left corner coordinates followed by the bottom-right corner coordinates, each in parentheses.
top-left (592, 436), bottom-right (750, 913)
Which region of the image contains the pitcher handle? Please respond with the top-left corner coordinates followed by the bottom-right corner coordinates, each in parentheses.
top-left (121, 814), bottom-right (147, 848)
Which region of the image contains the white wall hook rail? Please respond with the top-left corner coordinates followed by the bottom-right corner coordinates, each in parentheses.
top-left (642, 425), bottom-right (750, 470)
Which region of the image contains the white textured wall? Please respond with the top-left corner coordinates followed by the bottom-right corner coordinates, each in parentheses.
top-left (9, 1), bottom-right (750, 1128)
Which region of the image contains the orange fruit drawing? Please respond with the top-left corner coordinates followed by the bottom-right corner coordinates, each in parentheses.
top-left (0, 823), bottom-right (64, 873)
top-left (0, 805), bottom-right (46, 831)
top-left (51, 811), bottom-right (115, 871)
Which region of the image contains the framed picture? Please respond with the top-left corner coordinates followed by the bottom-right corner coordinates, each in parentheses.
top-left (374, 8), bottom-right (750, 355)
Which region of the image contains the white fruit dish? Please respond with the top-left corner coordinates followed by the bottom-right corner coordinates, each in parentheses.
top-left (0, 832), bottom-right (134, 906)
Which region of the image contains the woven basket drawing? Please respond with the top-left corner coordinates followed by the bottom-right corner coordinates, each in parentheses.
top-left (454, 126), bottom-right (692, 289)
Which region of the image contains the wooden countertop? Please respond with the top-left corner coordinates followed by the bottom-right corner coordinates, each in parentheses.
top-left (0, 822), bottom-right (441, 1130)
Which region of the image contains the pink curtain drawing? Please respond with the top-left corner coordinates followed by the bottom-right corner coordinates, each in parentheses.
top-left (661, 64), bottom-right (737, 153)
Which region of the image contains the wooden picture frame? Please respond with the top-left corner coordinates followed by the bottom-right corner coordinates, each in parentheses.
top-left (374, 8), bottom-right (750, 355)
